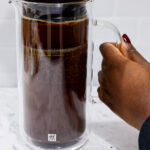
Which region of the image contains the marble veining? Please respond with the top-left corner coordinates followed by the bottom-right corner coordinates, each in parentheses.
top-left (0, 88), bottom-right (139, 150)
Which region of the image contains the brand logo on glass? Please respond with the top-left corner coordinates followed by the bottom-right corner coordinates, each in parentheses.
top-left (48, 134), bottom-right (57, 142)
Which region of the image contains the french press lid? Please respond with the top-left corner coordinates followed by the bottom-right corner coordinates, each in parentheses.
top-left (24, 0), bottom-right (86, 3)
top-left (23, 0), bottom-right (87, 22)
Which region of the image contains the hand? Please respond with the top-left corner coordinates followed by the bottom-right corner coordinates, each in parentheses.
top-left (98, 34), bottom-right (150, 130)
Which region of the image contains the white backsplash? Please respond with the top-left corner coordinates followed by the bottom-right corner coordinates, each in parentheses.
top-left (0, 0), bottom-right (150, 87)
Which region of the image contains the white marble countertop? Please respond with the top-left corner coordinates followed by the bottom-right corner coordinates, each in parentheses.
top-left (0, 88), bottom-right (139, 150)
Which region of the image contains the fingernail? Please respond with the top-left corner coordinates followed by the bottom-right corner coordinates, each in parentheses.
top-left (122, 34), bottom-right (131, 44)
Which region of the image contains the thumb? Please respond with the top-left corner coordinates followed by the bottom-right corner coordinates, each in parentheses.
top-left (121, 34), bottom-right (148, 65)
top-left (100, 42), bottom-right (126, 64)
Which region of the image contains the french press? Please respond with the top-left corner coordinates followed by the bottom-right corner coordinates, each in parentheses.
top-left (10, 0), bottom-right (121, 149)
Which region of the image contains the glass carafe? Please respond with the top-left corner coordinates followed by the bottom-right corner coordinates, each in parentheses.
top-left (10, 0), bottom-right (121, 149)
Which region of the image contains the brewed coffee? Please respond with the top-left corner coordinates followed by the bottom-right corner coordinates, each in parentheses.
top-left (22, 15), bottom-right (89, 146)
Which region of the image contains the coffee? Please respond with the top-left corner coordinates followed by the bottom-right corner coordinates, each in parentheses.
top-left (22, 11), bottom-right (89, 146)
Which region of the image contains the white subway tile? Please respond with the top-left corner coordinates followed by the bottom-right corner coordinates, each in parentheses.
top-left (109, 19), bottom-right (139, 45)
top-left (92, 41), bottom-right (102, 86)
top-left (0, 0), bottom-right (15, 20)
top-left (0, 20), bottom-right (16, 47)
top-left (116, 0), bottom-right (150, 18)
top-left (93, 18), bottom-right (139, 45)
top-left (93, 0), bottom-right (114, 17)
top-left (0, 48), bottom-right (17, 74)
top-left (0, 73), bottom-right (17, 87)
top-left (138, 19), bottom-right (150, 46)
top-left (135, 45), bottom-right (150, 62)
top-left (92, 18), bottom-right (140, 85)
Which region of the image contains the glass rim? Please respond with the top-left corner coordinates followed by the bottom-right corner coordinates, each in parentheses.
top-left (11, 0), bottom-right (93, 5)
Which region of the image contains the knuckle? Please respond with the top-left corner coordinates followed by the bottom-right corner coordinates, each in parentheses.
top-left (98, 72), bottom-right (104, 85)
top-left (99, 43), bottom-right (105, 51)
top-left (100, 43), bottom-right (109, 53)
top-left (97, 87), bottom-right (103, 100)
top-left (127, 48), bottom-right (137, 57)
top-left (98, 71), bottom-right (102, 81)
top-left (98, 71), bottom-right (103, 78)
top-left (101, 60), bottom-right (109, 71)
top-left (105, 102), bottom-right (115, 111)
top-left (98, 87), bottom-right (109, 103)
top-left (98, 71), bottom-right (102, 76)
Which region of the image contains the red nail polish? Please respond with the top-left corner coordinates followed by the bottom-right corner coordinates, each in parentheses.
top-left (122, 34), bottom-right (131, 44)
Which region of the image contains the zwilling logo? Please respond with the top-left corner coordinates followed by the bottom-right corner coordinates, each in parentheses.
top-left (48, 134), bottom-right (57, 142)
